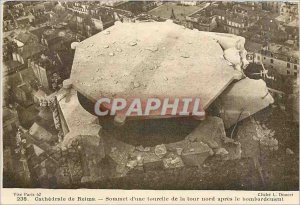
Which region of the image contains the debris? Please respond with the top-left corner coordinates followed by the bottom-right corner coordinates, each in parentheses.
top-left (154, 144), bottom-right (167, 158)
top-left (215, 148), bottom-right (229, 155)
top-left (163, 155), bottom-right (184, 169)
top-left (126, 160), bottom-right (138, 169)
top-left (176, 147), bottom-right (183, 156)
top-left (163, 76), bottom-right (168, 81)
top-left (260, 137), bottom-right (278, 151)
top-left (166, 140), bottom-right (189, 154)
top-left (185, 117), bottom-right (225, 149)
top-left (251, 121), bottom-right (278, 151)
top-left (136, 145), bottom-right (144, 152)
top-left (104, 30), bottom-right (110, 35)
top-left (181, 142), bottom-right (213, 167)
top-left (109, 52), bottom-right (114, 56)
top-left (237, 118), bottom-right (261, 158)
top-left (143, 152), bottom-right (164, 171)
top-left (224, 142), bottom-right (242, 160)
top-left (136, 155), bottom-right (143, 164)
top-left (116, 48), bottom-right (122, 52)
top-left (104, 45), bottom-right (109, 48)
top-left (286, 148), bottom-right (294, 155)
top-left (136, 145), bottom-right (150, 152)
top-left (102, 134), bottom-right (135, 177)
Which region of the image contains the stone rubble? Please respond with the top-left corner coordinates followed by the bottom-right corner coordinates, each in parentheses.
top-left (154, 144), bottom-right (167, 158)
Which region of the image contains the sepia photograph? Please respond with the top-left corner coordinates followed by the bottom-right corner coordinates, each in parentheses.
top-left (1, 0), bottom-right (299, 196)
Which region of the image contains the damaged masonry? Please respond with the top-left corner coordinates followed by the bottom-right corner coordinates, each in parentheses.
top-left (4, 7), bottom-right (298, 189)
top-left (50, 21), bottom-right (277, 185)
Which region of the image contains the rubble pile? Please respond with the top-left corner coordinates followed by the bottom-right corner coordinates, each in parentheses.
top-left (53, 21), bottom-right (277, 185)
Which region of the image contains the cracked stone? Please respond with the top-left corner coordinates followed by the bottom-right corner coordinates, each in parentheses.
top-left (185, 117), bottom-right (225, 149)
top-left (102, 134), bottom-right (135, 176)
top-left (126, 160), bottom-right (138, 169)
top-left (181, 141), bottom-right (213, 168)
top-left (215, 148), bottom-right (229, 155)
top-left (217, 78), bottom-right (274, 129)
top-left (136, 145), bottom-right (150, 152)
top-left (163, 154), bottom-right (184, 169)
top-left (223, 142), bottom-right (242, 160)
top-left (143, 152), bottom-right (164, 171)
top-left (238, 118), bottom-right (278, 157)
top-left (176, 148), bottom-right (183, 155)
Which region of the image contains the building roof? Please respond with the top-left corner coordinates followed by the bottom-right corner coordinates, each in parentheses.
top-left (262, 43), bottom-right (299, 62)
top-left (287, 19), bottom-right (299, 28)
top-left (15, 32), bottom-right (39, 44)
top-left (3, 107), bottom-right (18, 122)
top-left (19, 43), bottom-right (45, 59)
top-left (17, 83), bottom-right (31, 94)
top-left (245, 41), bottom-right (263, 52)
top-left (147, 2), bottom-right (202, 21)
top-left (30, 26), bottom-right (51, 39)
top-left (29, 122), bottom-right (53, 142)
top-left (3, 68), bottom-right (36, 89)
top-left (71, 21), bottom-right (239, 110)
top-left (32, 51), bottom-right (63, 72)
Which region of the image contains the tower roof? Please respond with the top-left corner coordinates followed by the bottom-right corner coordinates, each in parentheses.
top-left (71, 21), bottom-right (238, 110)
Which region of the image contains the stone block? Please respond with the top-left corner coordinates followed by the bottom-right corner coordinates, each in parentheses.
top-left (218, 78), bottom-right (274, 128)
top-left (181, 142), bottom-right (213, 167)
top-left (185, 117), bottom-right (226, 149)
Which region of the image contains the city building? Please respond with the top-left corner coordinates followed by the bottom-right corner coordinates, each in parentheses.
top-left (14, 82), bottom-right (34, 107)
top-left (180, 1), bottom-right (200, 6)
top-left (3, 107), bottom-right (20, 136)
top-left (262, 1), bottom-right (281, 13)
top-left (279, 2), bottom-right (298, 23)
top-left (12, 32), bottom-right (45, 66)
top-left (186, 7), bottom-right (217, 31)
top-left (254, 43), bottom-right (299, 77)
top-left (3, 7), bottom-right (15, 31)
top-left (29, 52), bottom-right (63, 91)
